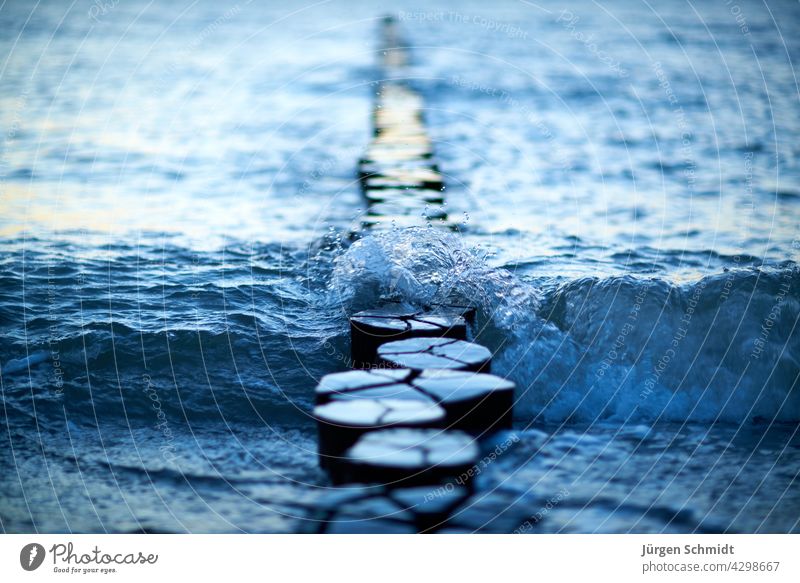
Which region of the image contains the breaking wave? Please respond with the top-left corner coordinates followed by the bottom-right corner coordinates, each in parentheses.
top-left (330, 228), bottom-right (800, 424)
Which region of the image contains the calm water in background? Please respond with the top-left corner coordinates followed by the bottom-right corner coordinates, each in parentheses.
top-left (1, 0), bottom-right (799, 533)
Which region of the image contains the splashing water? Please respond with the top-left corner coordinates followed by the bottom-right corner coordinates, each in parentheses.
top-left (328, 229), bottom-right (800, 424)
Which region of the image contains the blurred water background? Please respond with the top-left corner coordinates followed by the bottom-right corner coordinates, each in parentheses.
top-left (1, 0), bottom-right (799, 532)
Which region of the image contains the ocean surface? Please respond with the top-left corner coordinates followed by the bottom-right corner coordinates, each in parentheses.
top-left (1, 0), bottom-right (799, 533)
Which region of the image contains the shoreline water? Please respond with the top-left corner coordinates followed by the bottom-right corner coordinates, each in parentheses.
top-left (2, 0), bottom-right (799, 533)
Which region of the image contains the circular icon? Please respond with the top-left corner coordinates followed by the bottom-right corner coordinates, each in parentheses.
top-left (20, 543), bottom-right (46, 571)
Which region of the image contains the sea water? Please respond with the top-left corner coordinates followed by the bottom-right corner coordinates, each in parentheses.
top-left (1, 0), bottom-right (798, 532)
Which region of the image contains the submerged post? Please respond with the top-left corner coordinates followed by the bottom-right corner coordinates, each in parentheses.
top-left (356, 15), bottom-right (453, 232)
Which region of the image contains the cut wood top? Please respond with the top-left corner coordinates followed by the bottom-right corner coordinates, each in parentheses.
top-left (378, 337), bottom-right (492, 372)
top-left (346, 428), bottom-right (479, 469)
top-left (315, 368), bottom-right (514, 405)
top-left (314, 398), bottom-right (444, 428)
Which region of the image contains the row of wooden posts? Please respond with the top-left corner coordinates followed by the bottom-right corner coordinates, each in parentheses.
top-left (308, 17), bottom-right (519, 533)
